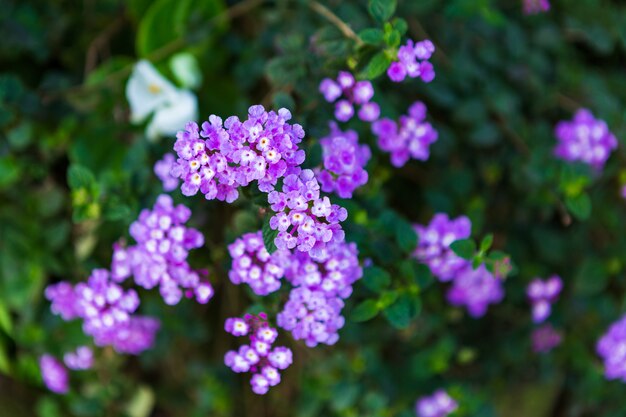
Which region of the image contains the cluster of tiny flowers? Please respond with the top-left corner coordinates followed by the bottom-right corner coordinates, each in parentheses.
top-left (415, 390), bottom-right (458, 417)
top-left (154, 153), bottom-right (180, 192)
top-left (532, 324), bottom-right (563, 354)
top-left (554, 108), bottom-right (618, 170)
top-left (268, 169), bottom-right (347, 260)
top-left (527, 275), bottom-right (562, 323)
top-left (224, 313), bottom-right (293, 395)
top-left (111, 194), bottom-right (213, 305)
top-left (171, 105), bottom-right (305, 202)
top-left (227, 231), bottom-right (290, 295)
top-left (64, 346), bottom-right (93, 370)
top-left (523, 0), bottom-right (550, 14)
top-left (447, 264), bottom-right (504, 318)
top-left (372, 101), bottom-right (438, 168)
top-left (597, 315), bottom-right (626, 381)
top-left (316, 123), bottom-right (371, 199)
top-left (39, 355), bottom-right (69, 394)
top-left (387, 39), bottom-right (435, 83)
top-left (413, 214), bottom-right (472, 282)
top-left (319, 71), bottom-right (380, 122)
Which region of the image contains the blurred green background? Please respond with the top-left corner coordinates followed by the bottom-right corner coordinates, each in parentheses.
top-left (1, 0), bottom-right (626, 416)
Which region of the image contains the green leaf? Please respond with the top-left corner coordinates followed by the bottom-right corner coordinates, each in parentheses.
top-left (362, 266), bottom-right (391, 292)
top-left (479, 233), bottom-right (493, 253)
top-left (0, 301), bottom-right (12, 336)
top-left (67, 164), bottom-right (95, 189)
top-left (395, 222), bottom-right (418, 253)
top-left (565, 193), bottom-right (592, 221)
top-left (377, 290), bottom-right (399, 308)
top-left (392, 17), bottom-right (408, 35)
top-left (368, 0), bottom-right (397, 23)
top-left (351, 300), bottom-right (380, 322)
top-left (450, 238), bottom-right (476, 260)
top-left (359, 51), bottom-right (392, 80)
top-left (358, 28), bottom-right (385, 45)
top-left (384, 29), bottom-right (401, 48)
top-left (126, 386), bottom-right (155, 417)
top-left (262, 215), bottom-right (278, 254)
top-left (383, 294), bottom-right (420, 329)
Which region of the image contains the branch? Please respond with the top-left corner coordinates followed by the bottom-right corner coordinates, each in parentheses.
top-left (309, 1), bottom-right (363, 48)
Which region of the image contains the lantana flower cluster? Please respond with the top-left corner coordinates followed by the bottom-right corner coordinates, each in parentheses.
top-left (414, 213), bottom-right (504, 317)
top-left (372, 101), bottom-right (439, 168)
top-left (316, 123), bottom-right (371, 199)
top-left (387, 39), bottom-right (436, 83)
top-left (415, 389), bottom-right (458, 417)
top-left (532, 323), bottom-right (563, 354)
top-left (319, 71), bottom-right (380, 122)
top-left (224, 313), bottom-right (293, 394)
top-left (597, 315), bottom-right (626, 381)
top-left (111, 194), bottom-right (213, 305)
top-left (523, 0), bottom-right (550, 14)
top-left (154, 152), bottom-right (180, 192)
top-left (171, 105), bottom-right (306, 202)
top-left (554, 108), bottom-right (618, 170)
top-left (527, 275), bottom-right (562, 323)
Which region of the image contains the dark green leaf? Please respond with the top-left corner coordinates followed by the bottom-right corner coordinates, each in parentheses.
top-left (479, 233), bottom-right (493, 253)
top-left (450, 238), bottom-right (476, 260)
top-left (383, 294), bottom-right (420, 329)
top-left (67, 164), bottom-right (95, 189)
top-left (351, 299), bottom-right (380, 322)
top-left (359, 51), bottom-right (392, 80)
top-left (395, 222), bottom-right (418, 253)
top-left (565, 193), bottom-right (592, 221)
top-left (262, 215), bottom-right (279, 254)
top-left (362, 266), bottom-right (391, 292)
top-left (368, 0), bottom-right (397, 23)
top-left (358, 28), bottom-right (385, 45)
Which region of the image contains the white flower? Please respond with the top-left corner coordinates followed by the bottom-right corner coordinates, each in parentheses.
top-left (126, 60), bottom-right (198, 140)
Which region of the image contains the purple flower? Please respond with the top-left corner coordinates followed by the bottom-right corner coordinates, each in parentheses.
top-left (597, 315), bottom-right (626, 381)
top-left (532, 324), bottom-right (563, 354)
top-left (224, 313), bottom-right (293, 395)
top-left (372, 101), bottom-right (438, 168)
top-left (154, 153), bottom-right (180, 192)
top-left (63, 346), bottom-right (93, 370)
top-left (267, 169), bottom-right (347, 260)
top-left (446, 264), bottom-right (504, 318)
top-left (111, 194), bottom-right (212, 306)
top-left (413, 213), bottom-right (472, 282)
top-left (527, 275), bottom-right (562, 323)
top-left (100, 316), bottom-right (161, 355)
top-left (315, 123), bottom-right (371, 199)
top-left (415, 389), bottom-right (458, 417)
top-left (388, 39), bottom-right (436, 83)
top-left (554, 109), bottom-right (617, 170)
top-left (40, 355), bottom-right (69, 394)
top-left (171, 105), bottom-right (306, 200)
top-left (45, 282), bottom-right (80, 320)
top-left (319, 72), bottom-right (380, 123)
top-left (523, 0), bottom-right (550, 14)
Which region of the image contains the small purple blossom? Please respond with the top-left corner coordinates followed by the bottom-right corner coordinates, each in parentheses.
top-left (319, 71), bottom-right (380, 123)
top-left (103, 316), bottom-right (161, 355)
top-left (111, 194), bottom-right (212, 306)
top-left (154, 153), bottom-right (180, 192)
top-left (372, 101), bottom-right (438, 168)
top-left (597, 315), bottom-right (626, 381)
top-left (40, 355), bottom-right (69, 394)
top-left (63, 346), bottom-right (93, 370)
top-left (267, 169), bottom-right (347, 260)
top-left (45, 282), bottom-right (80, 320)
top-left (447, 264), bottom-right (504, 318)
top-left (388, 39), bottom-right (435, 83)
top-left (554, 109), bottom-right (617, 170)
top-left (224, 313), bottom-right (293, 395)
top-left (171, 105), bottom-right (305, 201)
top-left (532, 323), bottom-right (563, 354)
top-left (315, 123), bottom-right (371, 199)
top-left (413, 213), bottom-right (472, 282)
top-left (527, 275), bottom-right (562, 323)
top-left (523, 0), bottom-right (550, 14)
top-left (415, 389), bottom-right (458, 417)
top-left (227, 231), bottom-right (290, 295)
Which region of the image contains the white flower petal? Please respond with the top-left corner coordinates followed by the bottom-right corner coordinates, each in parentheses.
top-left (126, 60), bottom-right (179, 123)
top-left (146, 89), bottom-right (198, 140)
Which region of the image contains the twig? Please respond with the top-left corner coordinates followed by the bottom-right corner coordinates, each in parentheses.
top-left (309, 1), bottom-right (363, 48)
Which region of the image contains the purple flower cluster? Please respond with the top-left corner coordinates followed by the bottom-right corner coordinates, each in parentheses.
top-left (268, 169), bottom-right (347, 259)
top-left (316, 123), bottom-right (371, 199)
top-left (170, 105), bottom-right (305, 202)
top-left (415, 390), bottom-right (458, 417)
top-left (597, 315), bottom-right (626, 381)
top-left (413, 214), bottom-right (471, 282)
top-left (388, 39), bottom-right (435, 83)
top-left (40, 355), bottom-right (69, 394)
top-left (154, 153), bottom-right (180, 192)
top-left (523, 0), bottom-right (550, 14)
top-left (224, 313), bottom-right (293, 395)
top-left (319, 71), bottom-right (380, 122)
top-left (372, 101), bottom-right (438, 168)
top-left (228, 231), bottom-right (290, 295)
top-left (111, 194), bottom-right (213, 305)
top-left (532, 324), bottom-right (563, 354)
top-left (554, 109), bottom-right (618, 170)
top-left (63, 346), bottom-right (93, 370)
top-left (447, 264), bottom-right (504, 318)
top-left (527, 275), bottom-right (562, 323)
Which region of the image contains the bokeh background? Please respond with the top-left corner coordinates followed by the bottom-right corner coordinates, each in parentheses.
top-left (1, 0), bottom-right (626, 416)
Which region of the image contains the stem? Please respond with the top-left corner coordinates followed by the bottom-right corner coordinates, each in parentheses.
top-left (309, 1), bottom-right (364, 48)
